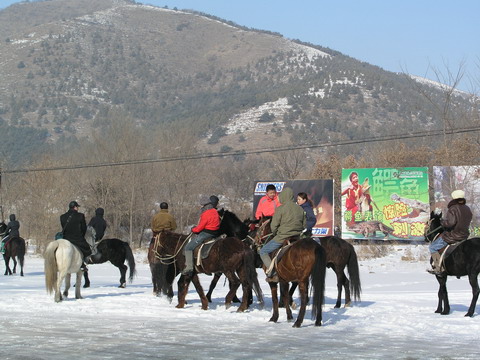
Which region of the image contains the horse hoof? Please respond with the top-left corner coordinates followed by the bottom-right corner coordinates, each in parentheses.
top-left (225, 303), bottom-right (231, 310)
top-left (291, 302), bottom-right (297, 310)
top-left (83, 283), bottom-right (90, 288)
top-left (292, 322), bottom-right (301, 328)
top-left (118, 283), bottom-right (126, 288)
top-left (175, 304), bottom-right (185, 309)
top-left (344, 301), bottom-right (351, 308)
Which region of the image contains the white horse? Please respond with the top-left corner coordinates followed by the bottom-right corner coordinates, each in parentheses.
top-left (44, 239), bottom-right (84, 302)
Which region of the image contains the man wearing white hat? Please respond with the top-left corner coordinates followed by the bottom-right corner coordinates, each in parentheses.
top-left (428, 189), bottom-right (473, 274)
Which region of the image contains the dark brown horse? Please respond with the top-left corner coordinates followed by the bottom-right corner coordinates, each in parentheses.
top-left (255, 218), bottom-right (327, 327)
top-left (1, 222), bottom-right (25, 276)
top-left (205, 210), bottom-right (262, 303)
top-left (149, 230), bottom-right (263, 312)
top-left (425, 211), bottom-right (480, 317)
top-left (287, 236), bottom-right (361, 308)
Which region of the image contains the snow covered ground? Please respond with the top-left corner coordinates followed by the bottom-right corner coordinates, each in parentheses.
top-left (0, 245), bottom-right (479, 360)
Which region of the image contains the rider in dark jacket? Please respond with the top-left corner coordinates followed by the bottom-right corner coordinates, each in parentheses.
top-left (1, 214), bottom-right (20, 253)
top-left (428, 190), bottom-right (472, 274)
top-left (60, 201), bottom-right (92, 269)
top-left (88, 207), bottom-right (107, 241)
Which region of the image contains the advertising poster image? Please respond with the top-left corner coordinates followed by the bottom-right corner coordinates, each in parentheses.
top-left (433, 166), bottom-right (480, 237)
top-left (253, 180), bottom-right (334, 236)
top-left (341, 167), bottom-right (429, 241)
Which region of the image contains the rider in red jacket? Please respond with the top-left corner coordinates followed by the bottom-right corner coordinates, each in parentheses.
top-left (183, 196), bottom-right (221, 275)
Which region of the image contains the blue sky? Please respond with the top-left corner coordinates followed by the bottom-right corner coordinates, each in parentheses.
top-left (1, 0), bottom-right (479, 91)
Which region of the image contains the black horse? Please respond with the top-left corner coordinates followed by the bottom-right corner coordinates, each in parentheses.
top-left (425, 211), bottom-right (480, 317)
top-left (84, 238), bottom-right (136, 288)
top-left (1, 222), bottom-right (26, 276)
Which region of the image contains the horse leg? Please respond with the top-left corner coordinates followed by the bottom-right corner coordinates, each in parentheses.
top-left (292, 280), bottom-right (308, 328)
top-left (224, 271), bottom-right (241, 310)
top-left (63, 273), bottom-right (71, 298)
top-left (83, 270), bottom-right (90, 288)
top-left (234, 265), bottom-right (250, 312)
top-left (334, 267), bottom-right (349, 308)
top-left (118, 264), bottom-right (127, 288)
top-left (75, 271), bottom-right (83, 299)
top-left (12, 257), bottom-right (17, 274)
top-left (435, 275), bottom-right (450, 315)
top-left (280, 282), bottom-right (293, 322)
top-left (176, 275), bottom-right (190, 309)
top-left (191, 274), bottom-right (209, 310)
top-left (4, 255), bottom-right (12, 275)
top-left (206, 272), bottom-right (222, 303)
top-left (269, 282), bottom-right (279, 323)
top-left (465, 272), bottom-right (480, 317)
top-left (55, 271), bottom-right (66, 302)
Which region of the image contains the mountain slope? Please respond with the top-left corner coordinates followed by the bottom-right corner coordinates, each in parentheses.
top-left (0, 0), bottom-right (476, 165)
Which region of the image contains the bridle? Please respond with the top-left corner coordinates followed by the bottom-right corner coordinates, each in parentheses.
top-left (254, 219), bottom-right (273, 246)
top-left (424, 218), bottom-right (443, 242)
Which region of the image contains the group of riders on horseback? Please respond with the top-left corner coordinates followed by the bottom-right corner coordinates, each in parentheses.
top-left (149, 185), bottom-right (318, 284)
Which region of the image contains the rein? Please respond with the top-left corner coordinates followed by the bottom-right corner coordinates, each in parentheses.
top-left (154, 232), bottom-right (192, 264)
top-left (424, 225), bottom-right (443, 239)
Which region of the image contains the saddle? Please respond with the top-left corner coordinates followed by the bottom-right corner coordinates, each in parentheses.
top-left (193, 235), bottom-right (226, 274)
top-left (438, 239), bottom-right (467, 264)
top-left (265, 236), bottom-right (299, 276)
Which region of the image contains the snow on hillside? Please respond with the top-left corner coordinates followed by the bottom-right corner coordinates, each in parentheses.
top-left (409, 74), bottom-right (469, 98)
top-left (1, 245), bottom-right (479, 359)
top-left (225, 97), bottom-right (292, 135)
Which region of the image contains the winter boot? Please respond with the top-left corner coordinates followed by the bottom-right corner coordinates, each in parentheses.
top-left (427, 252), bottom-right (444, 275)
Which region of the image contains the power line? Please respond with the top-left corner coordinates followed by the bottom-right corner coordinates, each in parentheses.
top-left (3, 125), bottom-right (480, 174)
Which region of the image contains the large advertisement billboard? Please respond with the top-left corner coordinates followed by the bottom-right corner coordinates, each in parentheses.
top-left (341, 167), bottom-right (429, 241)
top-left (433, 166), bottom-right (480, 237)
top-left (253, 180), bottom-right (334, 236)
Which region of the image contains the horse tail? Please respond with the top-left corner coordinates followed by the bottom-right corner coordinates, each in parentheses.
top-left (310, 244), bottom-right (327, 322)
top-left (17, 238), bottom-right (26, 269)
top-left (156, 261), bottom-right (173, 297)
top-left (124, 242), bottom-right (136, 282)
top-left (44, 241), bottom-right (59, 294)
top-left (244, 248), bottom-right (263, 305)
top-left (347, 245), bottom-right (362, 303)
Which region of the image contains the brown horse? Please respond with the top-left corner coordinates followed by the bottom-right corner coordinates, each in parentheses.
top-left (1, 222), bottom-right (26, 276)
top-left (255, 218), bottom-right (327, 327)
top-left (287, 236), bottom-right (361, 308)
top-left (149, 230), bottom-right (263, 312)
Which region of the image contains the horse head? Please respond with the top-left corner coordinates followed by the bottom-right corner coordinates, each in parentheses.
top-left (254, 217), bottom-right (272, 247)
top-left (0, 222), bottom-right (7, 236)
top-left (218, 209), bottom-right (249, 239)
top-left (424, 211), bottom-right (443, 243)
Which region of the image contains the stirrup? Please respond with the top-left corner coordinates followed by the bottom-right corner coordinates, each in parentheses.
top-left (265, 274), bottom-right (279, 283)
top-left (426, 268), bottom-right (444, 275)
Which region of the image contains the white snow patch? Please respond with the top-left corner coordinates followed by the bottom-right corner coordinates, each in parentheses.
top-left (226, 98), bottom-right (292, 135)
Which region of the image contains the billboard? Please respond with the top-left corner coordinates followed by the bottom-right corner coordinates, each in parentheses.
top-left (433, 166), bottom-right (480, 237)
top-left (341, 167), bottom-right (429, 241)
top-left (253, 180), bottom-right (334, 236)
